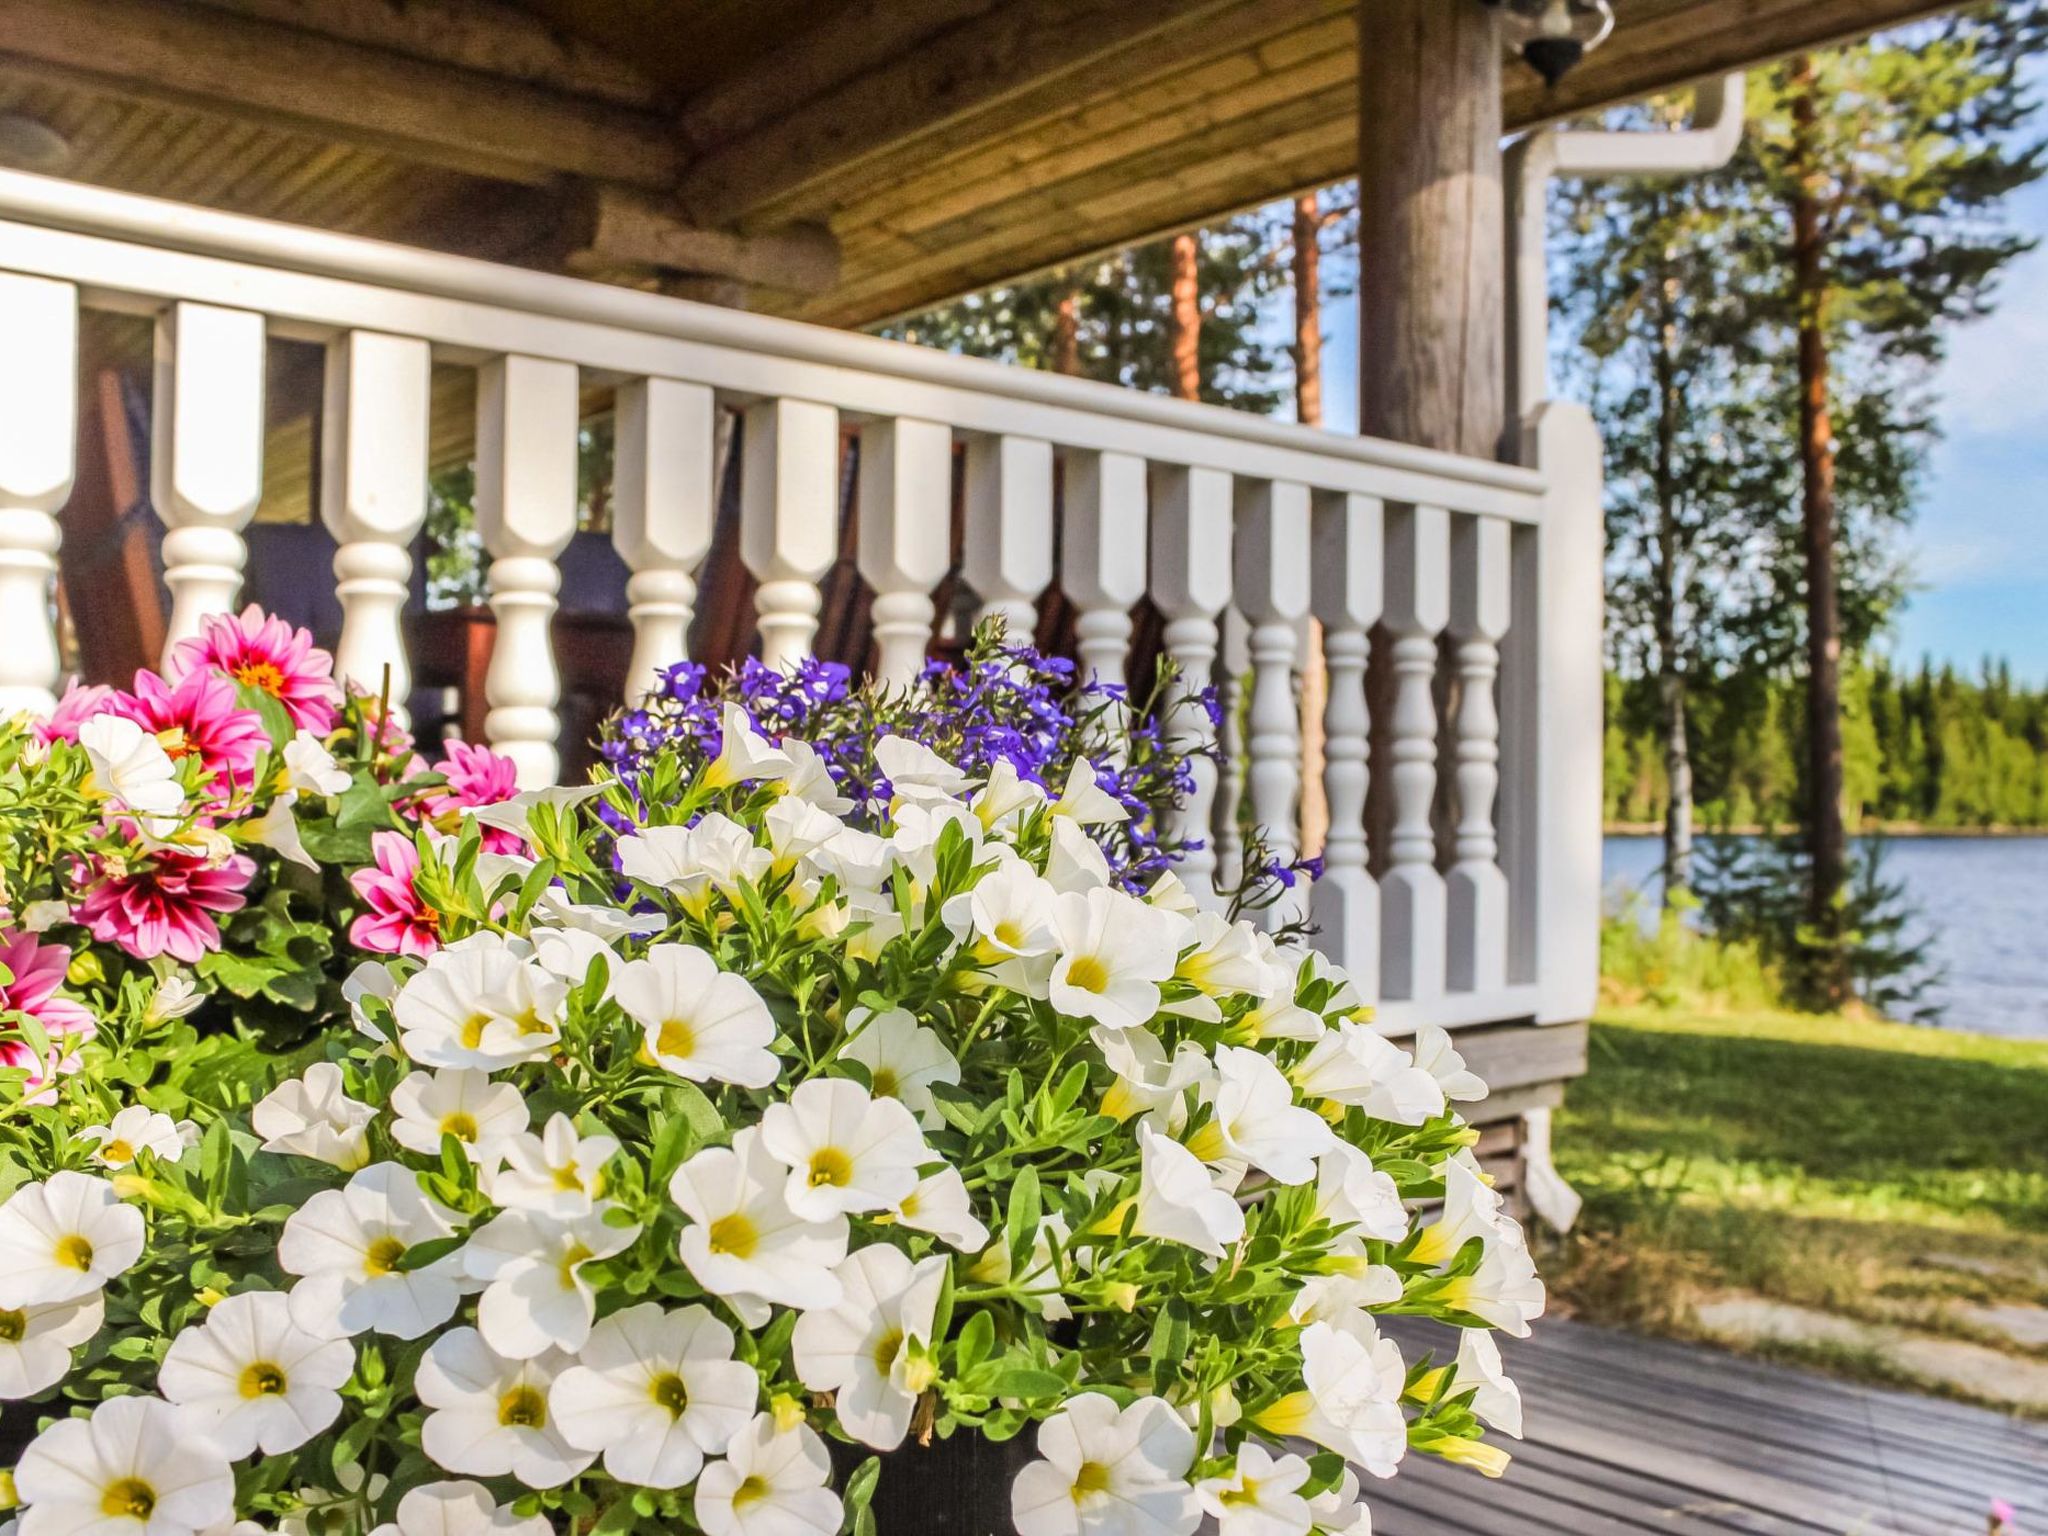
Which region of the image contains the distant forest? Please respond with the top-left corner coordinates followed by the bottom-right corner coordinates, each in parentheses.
top-left (1605, 659), bottom-right (2048, 831)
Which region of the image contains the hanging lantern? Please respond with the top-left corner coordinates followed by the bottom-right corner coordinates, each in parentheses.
top-left (1482, 0), bottom-right (1616, 87)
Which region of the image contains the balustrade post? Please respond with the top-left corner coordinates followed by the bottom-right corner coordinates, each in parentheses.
top-left (1150, 465), bottom-right (1233, 904)
top-left (1380, 503), bottom-right (1451, 1003)
top-left (0, 275), bottom-right (77, 718)
top-left (1216, 607), bottom-right (1249, 890)
top-left (152, 301), bottom-right (266, 662)
top-left (321, 331), bottom-right (430, 720)
top-left (614, 378), bottom-right (716, 700)
top-left (1309, 492), bottom-right (1384, 986)
top-left (1234, 481), bottom-right (1312, 926)
top-left (1061, 449), bottom-right (1148, 706)
top-left (1448, 514), bottom-right (1511, 992)
top-left (475, 354), bottom-right (579, 787)
top-left (741, 397), bottom-right (841, 671)
top-left (962, 433), bottom-right (1053, 645)
top-left (856, 417), bottom-right (952, 686)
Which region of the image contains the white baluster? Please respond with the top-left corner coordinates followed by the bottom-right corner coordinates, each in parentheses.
top-left (1149, 464), bottom-right (1233, 904)
top-left (1310, 492), bottom-right (1384, 987)
top-left (614, 377), bottom-right (716, 700)
top-left (0, 275), bottom-right (77, 718)
top-left (1448, 513), bottom-right (1511, 993)
top-left (475, 354), bottom-right (579, 788)
top-left (741, 398), bottom-right (840, 671)
top-left (962, 433), bottom-right (1053, 644)
top-left (1062, 449), bottom-right (1148, 698)
top-left (321, 330), bottom-right (430, 720)
top-left (151, 301), bottom-right (266, 662)
top-left (1380, 503), bottom-right (1451, 1004)
top-left (856, 417), bottom-right (952, 686)
top-left (1216, 607), bottom-right (1249, 890)
top-left (1234, 481), bottom-right (1312, 926)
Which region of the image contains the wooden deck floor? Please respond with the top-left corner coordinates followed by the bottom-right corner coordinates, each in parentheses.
top-left (1376, 1318), bottom-right (2048, 1535)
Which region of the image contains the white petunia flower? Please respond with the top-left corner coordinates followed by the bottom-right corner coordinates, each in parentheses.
top-left (1046, 887), bottom-right (1190, 1033)
top-left (967, 1211), bottom-right (1073, 1323)
top-left (551, 1301), bottom-right (758, 1489)
top-left (837, 1008), bottom-right (960, 1129)
top-left (1195, 1442), bottom-right (1314, 1536)
top-left (466, 783), bottom-right (609, 850)
top-left (669, 1128), bottom-right (847, 1321)
top-left (792, 1247), bottom-right (948, 1450)
top-left (252, 1063), bottom-right (376, 1170)
top-left (1233, 946), bottom-right (1325, 1042)
top-left (1251, 1317), bottom-right (1407, 1479)
top-left (528, 925), bottom-right (619, 999)
top-left (893, 1164), bottom-right (990, 1252)
top-left (1011, 1391), bottom-right (1198, 1536)
top-left (704, 703), bottom-right (793, 791)
top-left (157, 1290), bottom-right (354, 1457)
top-left (394, 938), bottom-right (565, 1071)
top-left (1096, 1027), bottom-right (1211, 1132)
top-left (1408, 1160), bottom-right (1508, 1268)
top-left (367, 1480), bottom-right (551, 1536)
top-left (1145, 869), bottom-right (1202, 916)
top-left (0, 1172), bottom-right (145, 1306)
top-left (1048, 757), bottom-right (1128, 825)
top-left (1044, 816), bottom-right (1113, 894)
top-left (14, 1394), bottom-right (233, 1536)
top-left (1438, 1226), bottom-right (1546, 1339)
top-left (76, 1106), bottom-right (197, 1169)
top-left (1411, 1023), bottom-right (1488, 1102)
top-left (1184, 1046), bottom-right (1335, 1186)
top-left (282, 732), bottom-right (352, 796)
top-left (760, 1078), bottom-right (929, 1224)
top-left (482, 1115), bottom-right (617, 1219)
top-left (244, 791), bottom-right (316, 871)
top-left (0, 1293), bottom-right (102, 1400)
top-left (1451, 1328), bottom-right (1523, 1437)
top-left (614, 944), bottom-right (779, 1089)
top-left (616, 816), bottom-right (772, 917)
top-left (390, 1068), bottom-right (530, 1164)
top-left (1312, 1144), bottom-right (1409, 1244)
top-left (1305, 1470), bottom-right (1375, 1535)
top-left (943, 858), bottom-right (1058, 971)
top-left (414, 1327), bottom-right (592, 1488)
top-left (774, 737), bottom-right (855, 815)
top-left (1288, 1023), bottom-right (1445, 1126)
top-left (1171, 914), bottom-right (1273, 1009)
top-left (463, 1208), bottom-right (640, 1359)
top-left (875, 735), bottom-right (971, 805)
top-left (343, 960), bottom-right (400, 1043)
top-left (79, 713), bottom-right (185, 823)
top-left (694, 1413), bottom-right (841, 1536)
top-left (277, 1162), bottom-right (466, 1340)
top-left (1286, 1266), bottom-right (1403, 1329)
top-left (528, 886), bottom-right (665, 941)
top-left (1128, 1124), bottom-right (1244, 1259)
top-left (971, 757), bottom-right (1047, 832)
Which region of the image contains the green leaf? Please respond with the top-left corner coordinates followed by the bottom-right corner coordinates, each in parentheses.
top-left (1004, 1165), bottom-right (1041, 1271)
top-left (981, 1364), bottom-right (1065, 1401)
top-left (668, 1081), bottom-right (725, 1144)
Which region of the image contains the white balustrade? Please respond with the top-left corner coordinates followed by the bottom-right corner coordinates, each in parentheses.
top-left (1061, 449), bottom-right (1148, 699)
top-left (1309, 492), bottom-right (1383, 994)
top-left (151, 300), bottom-right (267, 661)
top-left (1380, 502), bottom-right (1451, 1004)
top-left (1234, 481), bottom-right (1311, 926)
top-left (0, 273), bottom-right (76, 718)
top-left (1215, 606), bottom-right (1250, 890)
top-left (322, 330), bottom-right (431, 718)
top-left (1448, 514), bottom-right (1511, 992)
top-left (614, 377), bottom-right (716, 699)
top-left (963, 433), bottom-right (1053, 644)
top-left (475, 354), bottom-right (580, 788)
top-left (857, 417), bottom-right (952, 686)
top-left (741, 397), bottom-right (841, 671)
top-left (1149, 464), bottom-right (1233, 903)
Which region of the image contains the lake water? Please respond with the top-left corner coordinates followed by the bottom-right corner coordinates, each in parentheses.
top-left (1603, 834), bottom-right (2048, 1040)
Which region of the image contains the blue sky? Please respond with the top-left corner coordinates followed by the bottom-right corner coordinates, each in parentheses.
top-left (1290, 177), bottom-right (2048, 683)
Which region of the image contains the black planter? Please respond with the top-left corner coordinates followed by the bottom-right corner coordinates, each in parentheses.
top-left (832, 1430), bottom-right (1037, 1534)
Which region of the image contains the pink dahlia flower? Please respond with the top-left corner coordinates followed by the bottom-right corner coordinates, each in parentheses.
top-left (75, 851), bottom-right (255, 964)
top-left (115, 667), bottom-right (267, 798)
top-left (35, 682), bottom-right (123, 746)
top-left (173, 605), bottom-right (342, 735)
top-left (348, 830), bottom-right (440, 958)
top-left (0, 927), bottom-right (96, 1039)
top-left (414, 740), bottom-right (523, 853)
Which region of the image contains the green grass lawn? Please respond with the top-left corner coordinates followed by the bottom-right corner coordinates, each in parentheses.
top-left (1550, 1004), bottom-right (2048, 1383)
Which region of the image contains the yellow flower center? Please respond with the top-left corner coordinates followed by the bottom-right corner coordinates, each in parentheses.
top-left (498, 1384), bottom-right (548, 1429)
top-left (731, 1476), bottom-right (770, 1511)
top-left (363, 1235), bottom-right (407, 1277)
top-left (239, 1361), bottom-right (289, 1398)
top-left (870, 1328), bottom-right (905, 1376)
top-left (439, 1112), bottom-right (479, 1142)
top-left (993, 920), bottom-right (1026, 949)
top-left (100, 1479), bottom-right (156, 1520)
top-left (1065, 955), bottom-right (1110, 994)
top-left (513, 1007), bottom-right (554, 1039)
top-left (0, 1309), bottom-right (25, 1343)
top-left (101, 1139), bottom-right (136, 1165)
top-left (708, 1213), bottom-right (758, 1259)
top-left (656, 1018), bottom-right (697, 1060)
top-left (808, 1147), bottom-right (853, 1190)
top-left (54, 1234), bottom-right (94, 1272)
top-left (898, 1189), bottom-right (923, 1219)
top-left (552, 1161), bottom-right (585, 1192)
top-left (869, 1067), bottom-right (899, 1098)
top-left (1073, 1462), bottom-right (1112, 1497)
top-left (1220, 1478), bottom-right (1262, 1508)
top-left (1184, 1121), bottom-right (1228, 1163)
top-left (649, 1371), bottom-right (690, 1420)
top-left (232, 659), bottom-right (288, 697)
top-left (557, 1243), bottom-right (593, 1288)
top-left (459, 1013), bottom-right (493, 1049)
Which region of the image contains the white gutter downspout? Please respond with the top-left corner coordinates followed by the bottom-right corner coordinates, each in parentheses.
top-left (1501, 75), bottom-right (1744, 1235)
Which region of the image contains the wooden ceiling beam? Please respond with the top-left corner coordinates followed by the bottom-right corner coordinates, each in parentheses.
top-left (559, 185), bottom-right (841, 293)
top-left (0, 0), bottom-right (683, 188)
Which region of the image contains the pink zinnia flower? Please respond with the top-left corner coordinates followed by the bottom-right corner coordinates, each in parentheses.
top-left (35, 682), bottom-right (124, 745)
top-left (348, 831), bottom-right (440, 958)
top-left (412, 740), bottom-right (523, 853)
top-left (115, 667), bottom-right (267, 798)
top-left (173, 604), bottom-right (342, 735)
top-left (0, 927), bottom-right (96, 1039)
top-left (75, 851), bottom-right (255, 964)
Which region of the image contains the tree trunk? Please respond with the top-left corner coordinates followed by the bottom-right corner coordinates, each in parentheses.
top-left (1649, 222), bottom-right (1692, 903)
top-left (1789, 52), bottom-right (1849, 1005)
top-left (1168, 231), bottom-right (1202, 401)
top-left (1293, 193), bottom-right (1330, 855)
top-left (1051, 274), bottom-right (1081, 377)
top-left (1660, 670), bottom-right (1693, 898)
